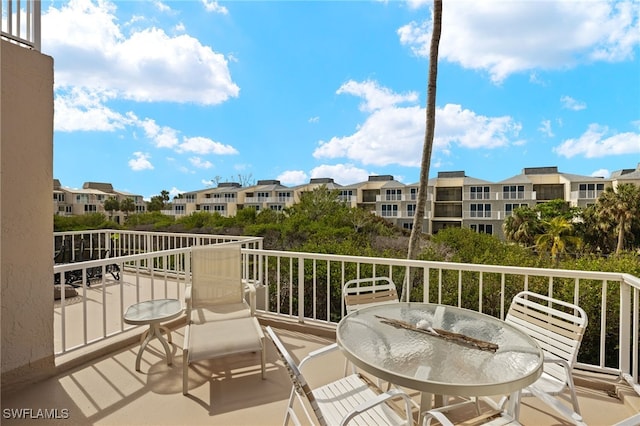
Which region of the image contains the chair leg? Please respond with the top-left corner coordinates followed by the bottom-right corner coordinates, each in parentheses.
top-left (261, 336), bottom-right (266, 379)
top-left (182, 348), bottom-right (189, 395)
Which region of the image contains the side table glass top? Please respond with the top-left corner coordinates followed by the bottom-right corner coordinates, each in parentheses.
top-left (336, 302), bottom-right (543, 397)
top-left (124, 298), bottom-right (183, 325)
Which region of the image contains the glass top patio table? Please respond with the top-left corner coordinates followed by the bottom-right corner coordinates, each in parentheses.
top-left (336, 302), bottom-right (543, 411)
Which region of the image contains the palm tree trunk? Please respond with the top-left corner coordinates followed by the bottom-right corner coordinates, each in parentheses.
top-left (404, 0), bottom-right (442, 300)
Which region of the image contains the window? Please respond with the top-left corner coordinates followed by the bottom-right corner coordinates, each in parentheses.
top-left (224, 193), bottom-right (236, 200)
top-left (338, 190), bottom-right (353, 201)
top-left (470, 186), bottom-right (490, 200)
top-left (385, 189), bottom-right (402, 201)
top-left (579, 183), bottom-right (605, 199)
top-left (84, 204), bottom-right (97, 212)
top-left (502, 185), bottom-right (525, 200)
top-left (277, 192), bottom-right (291, 202)
top-left (174, 205), bottom-right (185, 213)
top-left (53, 193), bottom-right (65, 202)
top-left (470, 203), bottom-right (491, 218)
top-left (256, 192), bottom-right (269, 201)
top-left (407, 204), bottom-right (416, 217)
top-left (381, 204), bottom-right (398, 217)
top-left (470, 224), bottom-right (493, 234)
top-left (505, 203), bottom-right (528, 215)
top-left (270, 205), bottom-right (283, 211)
top-left (410, 188), bottom-right (418, 200)
top-left (185, 194), bottom-right (196, 202)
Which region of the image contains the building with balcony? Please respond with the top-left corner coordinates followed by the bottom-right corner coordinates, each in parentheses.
top-left (53, 180), bottom-right (146, 223)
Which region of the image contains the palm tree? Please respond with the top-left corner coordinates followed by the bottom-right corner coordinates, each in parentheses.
top-left (535, 217), bottom-right (581, 265)
top-left (405, 0), bottom-right (442, 301)
top-left (503, 206), bottom-right (540, 248)
top-left (408, 0), bottom-right (442, 260)
top-left (596, 183), bottom-right (640, 255)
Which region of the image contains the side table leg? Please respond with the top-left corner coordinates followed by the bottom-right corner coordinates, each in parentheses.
top-left (153, 323), bottom-right (173, 365)
top-left (136, 325), bottom-right (156, 372)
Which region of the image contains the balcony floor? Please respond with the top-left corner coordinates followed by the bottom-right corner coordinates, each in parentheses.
top-left (3, 270), bottom-right (639, 425)
top-left (2, 320), bottom-right (639, 426)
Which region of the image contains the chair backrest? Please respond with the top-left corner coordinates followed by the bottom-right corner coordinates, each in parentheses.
top-left (191, 244), bottom-right (244, 307)
top-left (505, 291), bottom-right (587, 380)
top-left (343, 277), bottom-right (399, 314)
top-left (265, 326), bottom-right (327, 426)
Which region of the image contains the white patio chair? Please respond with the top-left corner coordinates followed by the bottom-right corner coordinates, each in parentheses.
top-left (343, 277), bottom-right (400, 314)
top-left (265, 326), bottom-right (415, 426)
top-left (502, 291), bottom-right (588, 426)
top-left (342, 277), bottom-right (400, 382)
top-left (422, 398), bottom-right (520, 425)
top-left (182, 244), bottom-right (265, 396)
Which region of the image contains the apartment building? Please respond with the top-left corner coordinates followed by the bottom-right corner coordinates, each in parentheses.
top-left (53, 180), bottom-right (146, 223)
top-left (55, 164), bottom-right (640, 239)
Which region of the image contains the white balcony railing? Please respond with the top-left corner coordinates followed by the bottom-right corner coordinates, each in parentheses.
top-left (1, 0), bottom-right (40, 50)
top-left (53, 230), bottom-right (640, 400)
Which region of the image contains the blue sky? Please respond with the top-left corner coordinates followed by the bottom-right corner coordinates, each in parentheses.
top-left (43, 0), bottom-right (640, 200)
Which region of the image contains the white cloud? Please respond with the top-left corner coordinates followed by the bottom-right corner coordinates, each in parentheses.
top-left (308, 116), bottom-right (320, 123)
top-left (560, 95), bottom-right (587, 111)
top-left (129, 152), bottom-right (154, 171)
top-left (398, 0), bottom-right (640, 83)
top-left (591, 169), bottom-right (610, 178)
top-left (538, 120), bottom-right (554, 138)
top-left (202, 0), bottom-right (228, 15)
top-left (168, 187), bottom-right (183, 198)
top-left (310, 164), bottom-right (371, 185)
top-left (43, 0), bottom-right (239, 105)
top-left (189, 157), bottom-right (214, 169)
top-left (178, 137), bottom-right (239, 155)
top-left (140, 118), bottom-right (179, 149)
top-left (314, 82), bottom-right (521, 167)
top-left (201, 179), bottom-right (215, 187)
top-left (54, 87), bottom-right (131, 131)
top-left (337, 80), bottom-right (418, 112)
top-left (554, 124), bottom-right (640, 158)
top-left (277, 170), bottom-right (308, 186)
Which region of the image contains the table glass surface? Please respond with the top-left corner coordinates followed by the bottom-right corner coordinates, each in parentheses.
top-left (336, 303), bottom-right (543, 396)
top-left (123, 299), bottom-right (183, 324)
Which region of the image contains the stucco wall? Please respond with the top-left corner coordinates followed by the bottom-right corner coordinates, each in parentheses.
top-left (1, 40), bottom-right (55, 386)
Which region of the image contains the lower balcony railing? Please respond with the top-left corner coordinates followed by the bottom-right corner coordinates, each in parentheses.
top-left (53, 230), bottom-right (640, 400)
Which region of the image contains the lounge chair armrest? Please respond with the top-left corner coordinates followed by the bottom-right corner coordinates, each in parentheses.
top-left (341, 388), bottom-right (413, 426)
top-left (185, 285), bottom-right (192, 320)
top-left (244, 282), bottom-right (256, 315)
top-left (527, 384), bottom-right (586, 426)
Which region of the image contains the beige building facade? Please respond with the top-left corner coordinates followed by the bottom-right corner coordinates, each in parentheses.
top-left (156, 165), bottom-right (639, 240)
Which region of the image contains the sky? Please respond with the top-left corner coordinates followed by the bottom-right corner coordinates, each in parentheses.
top-left (42, 0), bottom-right (640, 200)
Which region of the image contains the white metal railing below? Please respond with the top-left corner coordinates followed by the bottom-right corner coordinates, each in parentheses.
top-left (1, 0), bottom-right (40, 50)
top-left (52, 230), bottom-right (640, 400)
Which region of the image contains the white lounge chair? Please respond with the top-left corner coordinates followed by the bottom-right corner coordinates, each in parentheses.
top-left (182, 244), bottom-right (265, 396)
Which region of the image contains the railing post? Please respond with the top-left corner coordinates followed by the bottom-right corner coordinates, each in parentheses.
top-left (619, 279), bottom-right (631, 375)
top-left (298, 257), bottom-right (304, 323)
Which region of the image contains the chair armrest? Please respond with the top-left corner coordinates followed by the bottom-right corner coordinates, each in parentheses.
top-left (244, 282), bottom-right (256, 315)
top-left (422, 410), bottom-right (455, 426)
top-left (185, 285), bottom-right (192, 320)
top-left (298, 343), bottom-right (339, 370)
top-left (341, 388), bottom-right (414, 426)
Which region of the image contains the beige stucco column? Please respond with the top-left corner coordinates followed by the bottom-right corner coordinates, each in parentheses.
top-left (1, 40), bottom-right (55, 389)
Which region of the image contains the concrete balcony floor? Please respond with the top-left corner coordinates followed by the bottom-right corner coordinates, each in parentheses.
top-left (3, 320), bottom-right (639, 426)
top-left (2, 270), bottom-right (639, 425)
